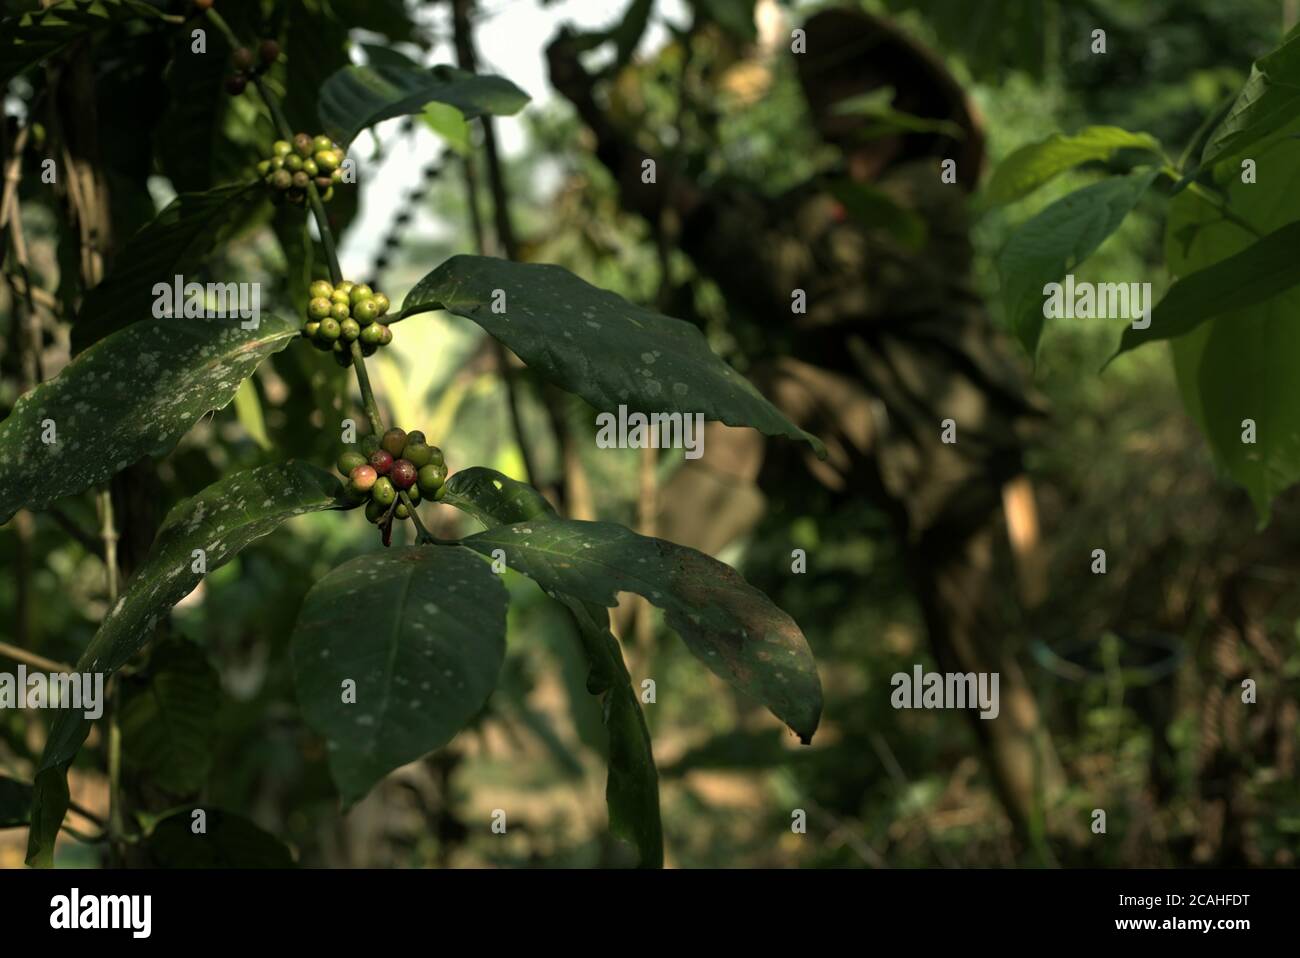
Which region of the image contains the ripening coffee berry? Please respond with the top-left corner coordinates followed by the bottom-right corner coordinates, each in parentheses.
top-left (314, 150), bottom-right (340, 173)
top-left (309, 280), bottom-right (333, 299)
top-left (259, 40), bottom-right (280, 65)
top-left (349, 284), bottom-right (374, 306)
top-left (270, 170), bottom-right (292, 191)
top-left (314, 175), bottom-right (333, 191)
top-left (232, 47), bottom-right (254, 70)
top-left (390, 459), bottom-right (417, 491)
top-left (303, 320), bottom-right (320, 339)
top-left (348, 464), bottom-right (378, 495)
top-left (402, 442), bottom-right (434, 469)
top-left (308, 297), bottom-right (332, 319)
top-left (293, 133), bottom-right (313, 157)
top-left (372, 293), bottom-right (391, 315)
top-left (268, 156), bottom-right (284, 172)
top-left (340, 318), bottom-right (361, 342)
top-left (365, 499), bottom-right (385, 524)
top-left (353, 300), bottom-right (379, 325)
top-left (226, 74), bottom-right (248, 95)
top-left (194, 0), bottom-right (214, 10)
top-left (381, 428), bottom-right (407, 456)
top-left (369, 449), bottom-right (394, 475)
top-left (379, 325), bottom-right (393, 346)
top-left (272, 140), bottom-right (292, 158)
top-left (317, 317), bottom-right (341, 342)
top-left (337, 450), bottom-right (367, 475)
top-left (372, 477), bottom-right (396, 507)
top-left (395, 502), bottom-right (411, 519)
top-left (417, 462), bottom-right (447, 497)
top-left (329, 302), bottom-right (350, 322)
top-left (360, 323), bottom-right (384, 346)
top-left (291, 171), bottom-right (310, 190)
top-left (405, 431), bottom-right (426, 447)
top-left (360, 435), bottom-right (381, 456)
top-left (285, 154), bottom-right (304, 173)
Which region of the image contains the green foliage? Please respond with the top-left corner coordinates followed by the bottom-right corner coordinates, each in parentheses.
top-left (982, 126), bottom-right (1163, 206)
top-left (1200, 30), bottom-right (1300, 167)
top-left (0, 776), bottom-right (33, 828)
top-left (0, 0), bottom-right (164, 85)
top-left (402, 256), bottom-right (827, 457)
top-left (144, 809), bottom-right (295, 868)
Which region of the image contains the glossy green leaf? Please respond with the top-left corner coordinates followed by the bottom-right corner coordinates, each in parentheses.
top-left (443, 466), bottom-right (662, 868)
top-left (461, 519), bottom-right (823, 743)
top-left (0, 0), bottom-right (164, 85)
top-left (120, 642), bottom-right (222, 795)
top-left (71, 183), bottom-right (265, 352)
top-left (1201, 31), bottom-right (1300, 168)
top-left (1116, 220), bottom-right (1300, 355)
top-left (983, 126), bottom-right (1163, 206)
top-left (25, 461), bottom-right (348, 867)
top-left (0, 312), bottom-right (298, 525)
top-left (998, 169), bottom-right (1160, 357)
top-left (402, 256), bottom-right (827, 457)
top-left (290, 546), bottom-right (509, 808)
top-left (145, 809), bottom-right (295, 868)
top-left (318, 60), bottom-right (529, 148)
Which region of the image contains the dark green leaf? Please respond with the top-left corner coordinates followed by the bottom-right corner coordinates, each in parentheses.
top-left (983, 126), bottom-right (1163, 207)
top-left (145, 809), bottom-right (294, 868)
top-left (330, 0), bottom-right (424, 45)
top-left (71, 183), bottom-right (265, 352)
top-left (26, 462), bottom-right (348, 867)
top-left (1116, 220), bottom-right (1300, 355)
top-left (443, 467), bottom-right (662, 868)
top-left (284, 0), bottom-right (351, 138)
top-left (460, 519), bottom-right (823, 743)
top-left (318, 62), bottom-right (529, 147)
top-left (120, 641), bottom-right (222, 795)
top-left (998, 169), bottom-right (1160, 357)
top-left (157, 24), bottom-right (233, 192)
top-left (1201, 32), bottom-right (1300, 168)
top-left (611, 0), bottom-right (653, 66)
top-left (0, 776), bottom-right (33, 828)
top-left (403, 256), bottom-right (827, 457)
top-left (0, 311), bottom-right (299, 524)
top-left (691, 0), bottom-right (757, 42)
top-left (290, 545), bottom-right (509, 808)
top-left (0, 0), bottom-right (165, 85)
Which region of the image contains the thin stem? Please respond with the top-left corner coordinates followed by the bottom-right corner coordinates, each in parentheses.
top-left (305, 179), bottom-right (344, 285)
top-left (0, 641), bottom-right (72, 674)
top-left (97, 490), bottom-right (119, 602)
top-left (400, 491), bottom-right (438, 544)
top-left (349, 341), bottom-right (385, 435)
top-left (1162, 165), bottom-right (1263, 239)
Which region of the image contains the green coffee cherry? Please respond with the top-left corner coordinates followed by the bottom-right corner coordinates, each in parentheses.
top-left (417, 462), bottom-right (447, 496)
top-left (309, 280), bottom-right (333, 300)
top-left (395, 502), bottom-right (411, 519)
top-left (353, 300), bottom-right (379, 325)
top-left (333, 348), bottom-right (353, 368)
top-left (337, 450), bottom-right (367, 475)
top-left (360, 323), bottom-right (384, 346)
top-left (360, 435), bottom-right (381, 456)
top-left (372, 477), bottom-right (396, 507)
top-left (313, 134), bottom-right (334, 153)
top-left (361, 340), bottom-right (378, 357)
top-left (406, 483), bottom-right (422, 505)
top-left (285, 154), bottom-right (304, 173)
top-left (303, 159), bottom-right (319, 177)
top-left (330, 289), bottom-right (350, 307)
top-left (426, 446), bottom-right (445, 468)
top-left (379, 326), bottom-right (393, 346)
top-left (381, 428), bottom-right (407, 456)
top-left (270, 170), bottom-right (292, 191)
top-left (314, 149), bottom-right (340, 173)
top-left (317, 317), bottom-right (341, 342)
top-left (404, 430), bottom-right (427, 446)
top-left (372, 293), bottom-right (391, 315)
top-left (303, 320), bottom-right (320, 339)
top-left (336, 281), bottom-right (355, 296)
top-left (365, 499), bottom-right (385, 523)
top-left (402, 442), bottom-right (434, 469)
top-left (272, 140), bottom-right (292, 157)
top-left (256, 159), bottom-right (271, 177)
top-left (349, 284), bottom-right (374, 306)
top-left (308, 297), bottom-right (332, 319)
top-left (329, 302), bottom-right (351, 322)
top-left (340, 318), bottom-right (361, 342)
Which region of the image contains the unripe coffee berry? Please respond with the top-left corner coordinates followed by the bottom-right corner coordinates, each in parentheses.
top-left (318, 317), bottom-right (341, 341)
top-left (329, 289), bottom-right (350, 306)
top-left (308, 297), bottom-right (332, 319)
top-left (369, 450), bottom-right (394, 475)
top-left (406, 483), bottom-right (422, 505)
top-left (395, 502), bottom-right (411, 519)
top-left (379, 326), bottom-right (393, 346)
top-left (372, 293), bottom-right (392, 315)
top-left (336, 281), bottom-right (355, 295)
top-left (329, 302), bottom-right (350, 322)
top-left (259, 39), bottom-right (280, 65)
top-left (303, 320), bottom-right (320, 338)
top-left (291, 171), bottom-right (310, 189)
top-left (381, 428), bottom-right (407, 456)
top-left (272, 140), bottom-right (292, 157)
top-left (270, 170), bottom-right (291, 190)
top-left (309, 280), bottom-right (333, 299)
top-left (402, 442), bottom-right (434, 468)
top-left (360, 324), bottom-right (384, 346)
top-left (349, 462), bottom-right (378, 491)
top-left (349, 284), bottom-right (374, 306)
top-left (256, 159), bottom-right (271, 177)
top-left (303, 159), bottom-right (319, 177)
top-left (417, 462), bottom-right (447, 496)
top-left (353, 300), bottom-right (379, 325)
top-left (340, 318), bottom-right (361, 342)
top-left (293, 133), bottom-right (313, 157)
top-left (313, 135), bottom-right (333, 153)
top-left (337, 450), bottom-right (367, 475)
top-left (360, 435), bottom-right (381, 456)
top-left (285, 154), bottom-right (304, 173)
top-left (405, 431), bottom-right (426, 446)
top-left (390, 459), bottom-right (417, 491)
top-left (232, 47), bottom-right (254, 70)
top-left (314, 150), bottom-right (340, 173)
top-left (365, 499), bottom-right (385, 523)
top-left (321, 186), bottom-right (335, 202)
top-left (372, 477), bottom-right (397, 507)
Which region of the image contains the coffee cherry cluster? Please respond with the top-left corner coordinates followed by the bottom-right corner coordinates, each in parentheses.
top-left (257, 134), bottom-right (346, 205)
top-left (337, 428), bottom-right (448, 527)
top-left (225, 40), bottom-right (279, 96)
top-left (301, 279), bottom-right (394, 367)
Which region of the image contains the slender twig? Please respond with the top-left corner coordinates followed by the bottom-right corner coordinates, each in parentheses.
top-left (1161, 166), bottom-right (1263, 239)
top-left (400, 491), bottom-right (439, 544)
top-left (0, 641), bottom-right (72, 675)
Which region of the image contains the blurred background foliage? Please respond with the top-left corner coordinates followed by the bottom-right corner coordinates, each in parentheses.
top-left (2, 0), bottom-right (1299, 868)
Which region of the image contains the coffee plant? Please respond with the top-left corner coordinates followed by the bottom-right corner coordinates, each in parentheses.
top-left (0, 0), bottom-right (827, 869)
